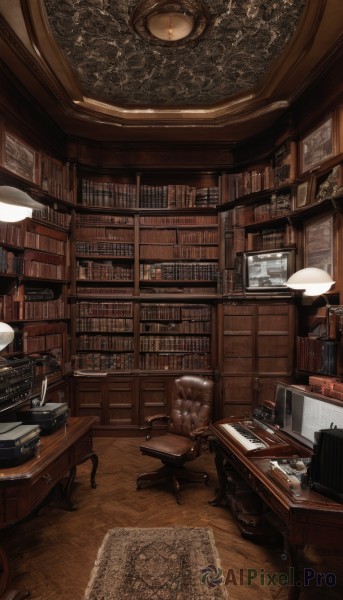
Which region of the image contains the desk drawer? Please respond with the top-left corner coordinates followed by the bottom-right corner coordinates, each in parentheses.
top-left (74, 432), bottom-right (93, 464)
top-left (31, 450), bottom-right (72, 506)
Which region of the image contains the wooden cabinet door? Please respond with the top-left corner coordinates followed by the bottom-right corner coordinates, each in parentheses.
top-left (139, 376), bottom-right (171, 426)
top-left (220, 301), bottom-right (294, 417)
top-left (105, 376), bottom-right (138, 429)
top-left (72, 377), bottom-right (104, 422)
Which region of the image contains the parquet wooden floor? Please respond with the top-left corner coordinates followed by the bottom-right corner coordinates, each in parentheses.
top-left (2, 436), bottom-right (343, 599)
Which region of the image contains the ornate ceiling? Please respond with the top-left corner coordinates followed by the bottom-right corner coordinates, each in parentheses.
top-left (43, 0), bottom-right (306, 108)
top-left (0, 0), bottom-right (343, 142)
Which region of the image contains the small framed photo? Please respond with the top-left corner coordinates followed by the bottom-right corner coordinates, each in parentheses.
top-left (296, 181), bottom-right (310, 208)
top-left (304, 214), bottom-right (334, 277)
top-left (300, 116), bottom-right (335, 174)
top-left (2, 130), bottom-right (40, 184)
top-left (300, 116), bottom-right (335, 173)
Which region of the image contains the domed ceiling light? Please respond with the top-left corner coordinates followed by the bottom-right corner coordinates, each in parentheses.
top-left (131, 0), bottom-right (211, 46)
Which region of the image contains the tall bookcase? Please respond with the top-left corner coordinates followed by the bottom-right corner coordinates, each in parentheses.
top-left (70, 169), bottom-right (220, 432)
top-left (0, 166), bottom-right (73, 402)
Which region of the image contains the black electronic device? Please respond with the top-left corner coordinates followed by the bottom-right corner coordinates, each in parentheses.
top-left (0, 356), bottom-right (34, 406)
top-left (310, 428), bottom-right (343, 503)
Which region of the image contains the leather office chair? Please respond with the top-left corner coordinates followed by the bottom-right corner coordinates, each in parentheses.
top-left (136, 375), bottom-right (214, 503)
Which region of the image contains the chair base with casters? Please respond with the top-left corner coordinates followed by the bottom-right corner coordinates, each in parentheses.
top-left (137, 462), bottom-right (210, 504)
top-left (136, 375), bottom-right (214, 504)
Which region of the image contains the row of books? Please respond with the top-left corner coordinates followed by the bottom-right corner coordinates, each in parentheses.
top-left (24, 231), bottom-right (66, 255)
top-left (140, 304), bottom-right (210, 321)
top-left (41, 155), bottom-right (75, 203)
top-left (232, 193), bottom-right (293, 227)
top-left (246, 224), bottom-right (296, 251)
top-left (296, 336), bottom-right (327, 373)
top-left (0, 248), bottom-right (22, 274)
top-left (0, 222), bottom-right (21, 246)
top-left (74, 352), bottom-right (135, 371)
top-left (140, 185), bottom-right (219, 208)
top-left (76, 214), bottom-right (134, 226)
top-left (80, 180), bottom-right (137, 208)
top-left (77, 262), bottom-right (133, 280)
top-left (76, 317), bottom-right (133, 332)
top-left (23, 258), bottom-right (66, 280)
top-left (140, 353), bottom-right (210, 370)
top-left (139, 244), bottom-right (218, 260)
top-left (76, 241), bottom-right (134, 256)
top-left (139, 215), bottom-right (218, 226)
top-left (140, 322), bottom-right (211, 334)
top-left (23, 297), bottom-right (66, 320)
top-left (76, 301), bottom-right (133, 317)
top-left (140, 336), bottom-right (210, 352)
top-left (139, 263), bottom-right (218, 281)
top-left (76, 286), bottom-right (133, 295)
top-left (77, 334), bottom-right (134, 351)
top-left (76, 226), bottom-right (134, 242)
top-left (23, 333), bottom-right (64, 353)
top-left (221, 166), bottom-right (275, 202)
top-left (32, 205), bottom-right (72, 229)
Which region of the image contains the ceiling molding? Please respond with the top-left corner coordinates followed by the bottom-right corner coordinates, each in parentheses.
top-left (0, 1), bottom-right (342, 142)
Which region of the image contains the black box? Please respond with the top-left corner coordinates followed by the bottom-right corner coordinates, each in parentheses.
top-left (17, 403), bottom-right (69, 434)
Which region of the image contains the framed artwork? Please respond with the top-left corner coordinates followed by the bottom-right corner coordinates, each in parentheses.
top-left (300, 116), bottom-right (334, 174)
top-left (304, 214), bottom-right (334, 276)
top-left (2, 130), bottom-right (39, 183)
top-left (296, 181), bottom-right (310, 208)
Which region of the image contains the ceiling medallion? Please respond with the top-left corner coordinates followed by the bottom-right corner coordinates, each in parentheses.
top-left (131, 0), bottom-right (211, 46)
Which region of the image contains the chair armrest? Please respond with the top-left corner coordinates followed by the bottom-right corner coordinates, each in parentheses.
top-left (144, 414), bottom-right (170, 427)
top-left (190, 426), bottom-right (210, 439)
top-left (139, 414), bottom-right (171, 439)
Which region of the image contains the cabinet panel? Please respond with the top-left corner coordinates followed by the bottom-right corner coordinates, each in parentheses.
top-left (106, 377), bottom-right (138, 427)
top-left (139, 376), bottom-right (170, 424)
top-left (221, 376), bottom-right (253, 417)
top-left (220, 301), bottom-right (294, 416)
top-left (72, 378), bottom-right (104, 421)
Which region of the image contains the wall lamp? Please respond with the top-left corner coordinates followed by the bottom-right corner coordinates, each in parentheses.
top-left (0, 322), bottom-right (14, 362)
top-left (287, 267), bottom-right (343, 344)
top-left (286, 267), bottom-right (335, 297)
top-left (0, 186), bottom-right (44, 222)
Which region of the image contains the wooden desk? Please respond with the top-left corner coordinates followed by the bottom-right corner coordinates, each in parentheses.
top-left (0, 416), bottom-right (98, 600)
top-left (210, 421), bottom-right (343, 600)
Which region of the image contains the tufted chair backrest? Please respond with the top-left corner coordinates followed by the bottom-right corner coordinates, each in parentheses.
top-left (168, 375), bottom-right (214, 437)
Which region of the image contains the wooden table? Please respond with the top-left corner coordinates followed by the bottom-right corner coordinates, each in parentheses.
top-left (0, 416), bottom-right (98, 599)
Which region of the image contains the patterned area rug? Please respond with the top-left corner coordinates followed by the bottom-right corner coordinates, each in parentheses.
top-left (83, 527), bottom-right (228, 599)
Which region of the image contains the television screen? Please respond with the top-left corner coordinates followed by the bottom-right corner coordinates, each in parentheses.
top-left (244, 249), bottom-right (294, 292)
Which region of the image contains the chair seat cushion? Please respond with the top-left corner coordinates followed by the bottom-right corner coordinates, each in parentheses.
top-left (140, 433), bottom-right (193, 464)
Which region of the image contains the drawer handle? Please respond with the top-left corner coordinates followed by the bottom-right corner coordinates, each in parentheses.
top-left (42, 473), bottom-right (52, 485)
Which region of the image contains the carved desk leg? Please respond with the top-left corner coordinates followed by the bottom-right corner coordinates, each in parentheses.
top-left (208, 440), bottom-right (227, 506)
top-left (0, 544), bottom-right (29, 600)
top-left (77, 452), bottom-right (98, 489)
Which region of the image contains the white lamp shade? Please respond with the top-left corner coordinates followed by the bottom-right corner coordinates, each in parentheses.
top-left (0, 186), bottom-right (44, 223)
top-left (0, 201), bottom-right (32, 222)
top-left (0, 322), bottom-right (15, 351)
top-left (287, 267), bottom-right (335, 296)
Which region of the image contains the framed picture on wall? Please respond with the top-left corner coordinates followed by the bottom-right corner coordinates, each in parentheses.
top-left (2, 130), bottom-right (40, 183)
top-left (304, 214), bottom-right (334, 276)
top-left (300, 116), bottom-right (334, 174)
top-left (296, 181), bottom-right (310, 208)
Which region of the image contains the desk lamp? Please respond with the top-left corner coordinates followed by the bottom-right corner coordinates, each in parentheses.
top-left (0, 186), bottom-right (43, 222)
